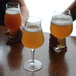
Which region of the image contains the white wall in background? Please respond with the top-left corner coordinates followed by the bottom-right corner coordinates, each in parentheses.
top-left (24, 0), bottom-right (74, 33)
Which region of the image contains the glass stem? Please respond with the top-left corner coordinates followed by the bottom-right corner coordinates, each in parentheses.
top-left (31, 49), bottom-right (35, 63)
top-left (57, 38), bottom-right (66, 47)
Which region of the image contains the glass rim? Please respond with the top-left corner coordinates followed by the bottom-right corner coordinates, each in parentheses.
top-left (6, 2), bottom-right (20, 8)
top-left (24, 16), bottom-right (42, 24)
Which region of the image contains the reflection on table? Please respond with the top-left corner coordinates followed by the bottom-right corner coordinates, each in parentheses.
top-left (0, 26), bottom-right (76, 76)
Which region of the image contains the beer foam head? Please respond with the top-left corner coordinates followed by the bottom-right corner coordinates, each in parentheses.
top-left (24, 25), bottom-right (42, 32)
top-left (51, 14), bottom-right (73, 26)
top-left (6, 8), bottom-right (20, 14)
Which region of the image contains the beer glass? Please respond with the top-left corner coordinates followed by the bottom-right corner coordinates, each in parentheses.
top-left (50, 9), bottom-right (73, 52)
top-left (5, 2), bottom-right (22, 43)
top-left (22, 17), bottom-right (44, 71)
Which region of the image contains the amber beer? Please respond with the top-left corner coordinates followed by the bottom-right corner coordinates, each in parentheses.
top-left (22, 25), bottom-right (44, 49)
top-left (5, 8), bottom-right (22, 31)
top-left (51, 14), bottom-right (73, 39)
top-left (50, 14), bottom-right (73, 52)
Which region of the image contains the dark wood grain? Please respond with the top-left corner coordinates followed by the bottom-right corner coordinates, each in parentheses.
top-left (0, 26), bottom-right (76, 76)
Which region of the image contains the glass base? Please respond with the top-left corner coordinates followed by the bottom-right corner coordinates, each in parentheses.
top-left (24, 59), bottom-right (42, 72)
top-left (53, 38), bottom-right (67, 53)
top-left (6, 29), bottom-right (22, 45)
top-left (52, 45), bottom-right (67, 54)
top-left (53, 46), bottom-right (66, 53)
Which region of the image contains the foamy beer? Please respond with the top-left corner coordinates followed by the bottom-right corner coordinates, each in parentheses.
top-left (22, 25), bottom-right (44, 49)
top-left (22, 17), bottom-right (44, 71)
top-left (5, 3), bottom-right (22, 43)
top-left (5, 8), bottom-right (21, 31)
top-left (51, 15), bottom-right (73, 38)
top-left (50, 9), bottom-right (73, 52)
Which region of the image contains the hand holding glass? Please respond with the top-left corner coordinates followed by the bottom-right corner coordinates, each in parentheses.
top-left (22, 17), bottom-right (44, 71)
top-left (50, 9), bottom-right (73, 52)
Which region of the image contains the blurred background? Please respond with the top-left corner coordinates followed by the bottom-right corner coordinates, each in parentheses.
top-left (24, 0), bottom-right (74, 33)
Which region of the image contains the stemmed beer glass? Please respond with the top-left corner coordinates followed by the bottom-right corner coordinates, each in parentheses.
top-left (50, 8), bottom-right (73, 52)
top-left (5, 2), bottom-right (22, 43)
top-left (22, 16), bottom-right (44, 71)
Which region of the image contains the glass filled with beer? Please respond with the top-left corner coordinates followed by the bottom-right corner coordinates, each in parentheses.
top-left (22, 16), bottom-right (44, 71)
top-left (50, 8), bottom-right (73, 52)
top-left (5, 2), bottom-right (22, 44)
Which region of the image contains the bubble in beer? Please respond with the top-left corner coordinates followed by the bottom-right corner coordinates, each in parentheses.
top-left (51, 14), bottom-right (73, 26)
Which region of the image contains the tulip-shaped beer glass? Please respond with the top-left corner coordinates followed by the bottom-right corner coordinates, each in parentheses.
top-left (5, 2), bottom-right (22, 43)
top-left (22, 17), bottom-right (44, 71)
top-left (50, 9), bottom-right (73, 52)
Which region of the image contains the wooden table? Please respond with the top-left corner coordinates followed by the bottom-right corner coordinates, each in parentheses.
top-left (0, 26), bottom-right (76, 76)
